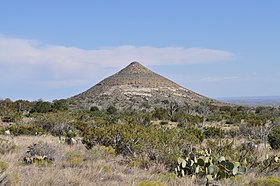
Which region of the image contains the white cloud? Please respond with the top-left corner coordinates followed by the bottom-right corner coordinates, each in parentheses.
top-left (0, 36), bottom-right (235, 88)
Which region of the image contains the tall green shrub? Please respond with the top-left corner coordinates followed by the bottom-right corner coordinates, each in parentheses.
top-left (268, 125), bottom-right (280, 149)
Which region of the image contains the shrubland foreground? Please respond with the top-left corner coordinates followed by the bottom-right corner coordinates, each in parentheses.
top-left (0, 99), bottom-right (280, 185)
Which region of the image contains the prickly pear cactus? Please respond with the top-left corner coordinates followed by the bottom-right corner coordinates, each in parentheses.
top-left (175, 148), bottom-right (247, 180)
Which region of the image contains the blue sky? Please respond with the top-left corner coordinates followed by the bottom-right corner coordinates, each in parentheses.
top-left (0, 1), bottom-right (280, 101)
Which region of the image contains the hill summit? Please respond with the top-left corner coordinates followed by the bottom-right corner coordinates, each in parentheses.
top-left (69, 62), bottom-right (219, 109)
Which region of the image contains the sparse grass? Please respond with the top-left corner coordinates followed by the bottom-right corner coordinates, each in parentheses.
top-left (252, 176), bottom-right (280, 186)
top-left (134, 180), bottom-right (166, 186)
top-left (0, 135), bottom-right (201, 185)
top-left (0, 138), bottom-right (17, 154)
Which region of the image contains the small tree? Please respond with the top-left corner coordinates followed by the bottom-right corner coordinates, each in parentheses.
top-left (52, 99), bottom-right (69, 111)
top-left (30, 101), bottom-right (52, 113)
top-left (268, 125), bottom-right (280, 149)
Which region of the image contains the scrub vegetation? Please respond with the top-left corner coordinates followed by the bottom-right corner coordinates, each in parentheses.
top-left (0, 98), bottom-right (279, 185)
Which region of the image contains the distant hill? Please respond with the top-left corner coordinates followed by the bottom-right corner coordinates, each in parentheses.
top-left (217, 96), bottom-right (280, 106)
top-left (69, 62), bottom-right (222, 110)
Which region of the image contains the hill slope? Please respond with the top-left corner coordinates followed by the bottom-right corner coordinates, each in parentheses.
top-left (69, 62), bottom-right (220, 110)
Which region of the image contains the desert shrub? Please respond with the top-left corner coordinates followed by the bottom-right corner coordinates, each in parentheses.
top-left (82, 124), bottom-right (144, 154)
top-left (152, 108), bottom-right (169, 120)
top-left (203, 127), bottom-right (225, 139)
top-left (184, 125), bottom-right (204, 142)
top-left (170, 111), bottom-right (186, 122)
top-left (204, 140), bottom-right (245, 162)
top-left (177, 115), bottom-right (204, 127)
top-left (30, 101), bottom-right (53, 113)
top-left (253, 176), bottom-right (280, 186)
top-left (256, 155), bottom-right (280, 175)
top-left (65, 151), bottom-right (83, 167)
top-left (122, 112), bottom-right (152, 126)
top-left (52, 123), bottom-right (76, 137)
top-left (0, 162), bottom-right (9, 171)
top-left (268, 125), bottom-right (280, 149)
top-left (71, 121), bottom-right (90, 136)
top-left (1, 112), bottom-right (22, 123)
top-left (1, 116), bottom-right (13, 123)
top-left (3, 125), bottom-right (45, 136)
top-left (82, 124), bottom-right (202, 170)
top-left (220, 106), bottom-right (233, 112)
top-left (90, 106), bottom-right (99, 112)
top-left (206, 114), bottom-right (223, 122)
top-left (0, 139), bottom-right (17, 154)
top-left (247, 117), bottom-right (266, 127)
top-left (187, 114), bottom-right (204, 124)
top-left (23, 142), bottom-right (57, 165)
top-left (160, 121), bottom-right (168, 125)
top-left (106, 106), bottom-right (118, 115)
top-left (255, 106), bottom-right (278, 116)
top-left (102, 165), bottom-right (111, 173)
top-left (14, 99), bottom-right (32, 112)
top-left (195, 101), bottom-right (211, 116)
top-left (135, 180), bottom-right (165, 186)
top-left (141, 102), bottom-right (151, 109)
top-left (238, 124), bottom-right (268, 140)
top-left (89, 145), bottom-right (116, 159)
top-left (32, 112), bottom-right (73, 135)
top-left (52, 99), bottom-right (69, 111)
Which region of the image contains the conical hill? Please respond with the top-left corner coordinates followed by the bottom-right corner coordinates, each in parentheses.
top-left (98, 61), bottom-right (181, 88)
top-left (69, 62), bottom-right (220, 110)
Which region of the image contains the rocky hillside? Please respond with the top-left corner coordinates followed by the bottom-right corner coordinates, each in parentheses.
top-left (69, 62), bottom-right (220, 110)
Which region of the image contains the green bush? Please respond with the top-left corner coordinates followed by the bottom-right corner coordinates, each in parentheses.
top-left (203, 127), bottom-right (225, 139)
top-left (106, 106), bottom-right (117, 115)
top-left (268, 125), bottom-right (280, 149)
top-left (82, 124), bottom-right (202, 170)
top-left (185, 125), bottom-right (204, 142)
top-left (52, 99), bottom-right (69, 111)
top-left (3, 125), bottom-right (45, 136)
top-left (30, 101), bottom-right (53, 113)
top-left (152, 108), bottom-right (169, 120)
top-left (90, 106), bottom-right (99, 112)
top-left (1, 112), bottom-right (22, 123)
top-left (32, 112), bottom-right (74, 136)
top-left (177, 115), bottom-right (204, 127)
top-left (170, 111), bottom-right (186, 122)
top-left (246, 115), bottom-right (268, 127)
